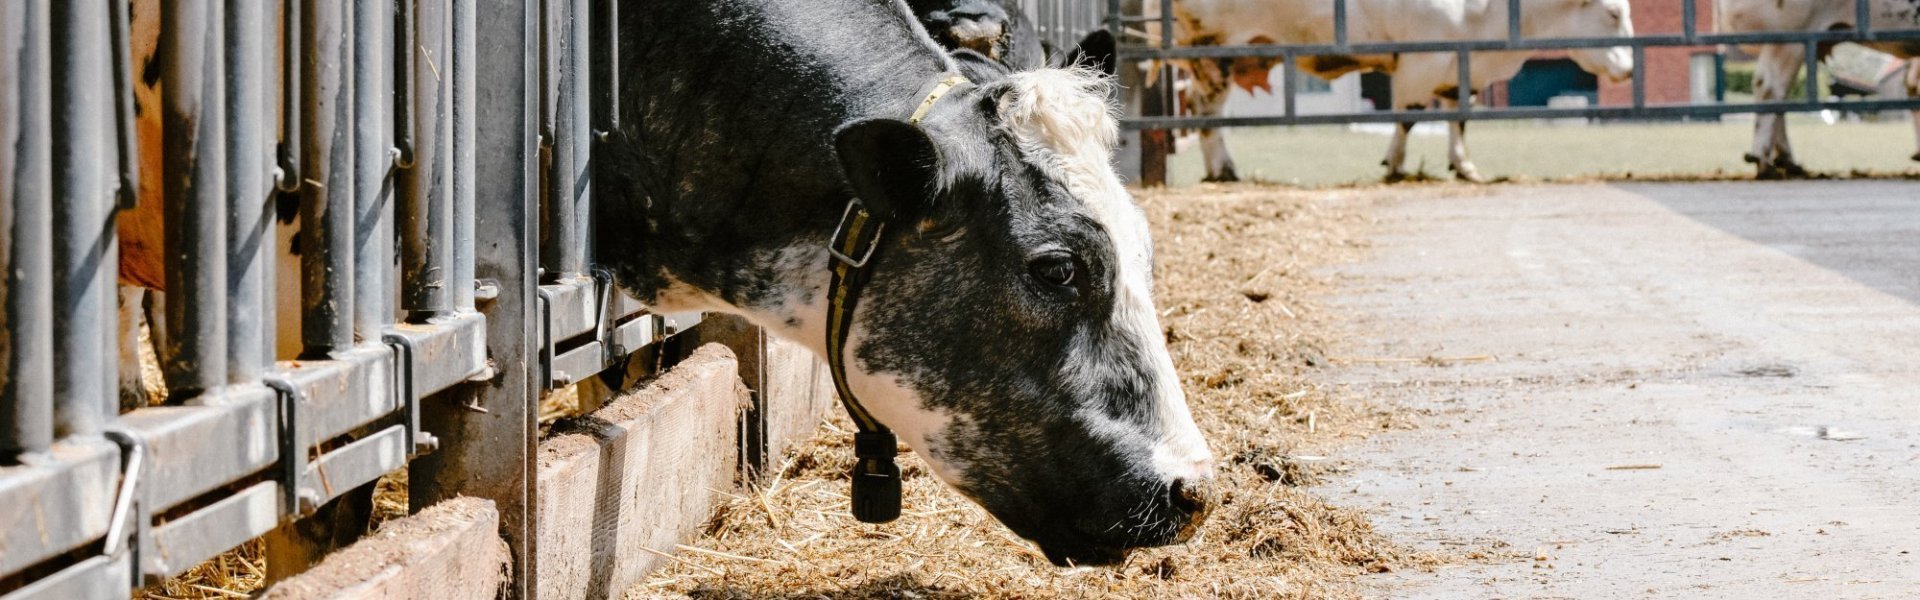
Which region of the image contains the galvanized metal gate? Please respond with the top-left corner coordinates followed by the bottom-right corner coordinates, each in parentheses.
top-left (0, 1), bottom-right (685, 597)
top-left (1100, 0), bottom-right (1920, 129)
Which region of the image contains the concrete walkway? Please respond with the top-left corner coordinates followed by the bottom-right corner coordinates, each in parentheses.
top-left (1319, 181), bottom-right (1920, 599)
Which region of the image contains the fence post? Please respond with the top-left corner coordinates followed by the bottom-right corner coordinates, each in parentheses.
top-left (410, 1), bottom-right (540, 598)
top-left (2, 0), bottom-right (55, 464)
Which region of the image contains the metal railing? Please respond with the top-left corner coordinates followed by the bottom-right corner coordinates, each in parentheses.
top-left (1102, 0), bottom-right (1920, 130)
top-left (0, 1), bottom-right (692, 597)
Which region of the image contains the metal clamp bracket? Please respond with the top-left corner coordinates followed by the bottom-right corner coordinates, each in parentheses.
top-left (263, 376), bottom-right (318, 519)
top-left (383, 333), bottom-right (442, 457)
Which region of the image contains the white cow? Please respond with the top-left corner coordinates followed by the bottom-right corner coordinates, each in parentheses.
top-left (1715, 0), bottom-right (1920, 178)
top-left (1170, 0), bottom-right (1634, 182)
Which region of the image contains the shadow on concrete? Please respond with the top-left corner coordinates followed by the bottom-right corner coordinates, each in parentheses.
top-left (1619, 180), bottom-right (1920, 305)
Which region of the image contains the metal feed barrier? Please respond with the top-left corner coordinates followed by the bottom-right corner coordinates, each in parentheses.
top-left (1102, 0), bottom-right (1920, 129)
top-left (0, 1), bottom-right (693, 597)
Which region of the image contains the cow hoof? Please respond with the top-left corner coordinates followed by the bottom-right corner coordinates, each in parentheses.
top-left (1743, 153), bottom-right (1759, 164)
top-left (1382, 171), bottom-right (1409, 184)
top-left (1781, 161), bottom-right (1811, 179)
top-left (1910, 152), bottom-right (1919, 163)
top-left (1453, 166), bottom-right (1487, 184)
top-left (1202, 166), bottom-right (1240, 183)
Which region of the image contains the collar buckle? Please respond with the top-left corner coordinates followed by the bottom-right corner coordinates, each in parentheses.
top-left (828, 199), bottom-right (886, 268)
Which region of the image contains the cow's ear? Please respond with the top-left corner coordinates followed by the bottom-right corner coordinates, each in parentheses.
top-left (835, 118), bottom-right (939, 220)
top-left (1052, 30), bottom-right (1116, 77)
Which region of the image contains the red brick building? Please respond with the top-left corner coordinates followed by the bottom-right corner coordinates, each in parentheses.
top-left (1485, 0), bottom-right (1719, 110)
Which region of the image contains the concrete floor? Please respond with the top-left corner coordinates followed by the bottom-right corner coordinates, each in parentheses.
top-left (1318, 181), bottom-right (1920, 599)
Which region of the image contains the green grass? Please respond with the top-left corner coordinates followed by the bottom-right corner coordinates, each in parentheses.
top-left (1165, 116), bottom-right (1920, 187)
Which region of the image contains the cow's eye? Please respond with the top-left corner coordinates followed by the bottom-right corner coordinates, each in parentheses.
top-left (1029, 253), bottom-right (1076, 287)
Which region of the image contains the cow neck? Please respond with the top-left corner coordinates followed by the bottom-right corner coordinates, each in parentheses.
top-left (826, 73), bottom-right (970, 524)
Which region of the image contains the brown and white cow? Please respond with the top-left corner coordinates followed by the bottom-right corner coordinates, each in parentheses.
top-left (1715, 0), bottom-right (1920, 178)
top-left (1168, 0), bottom-right (1634, 182)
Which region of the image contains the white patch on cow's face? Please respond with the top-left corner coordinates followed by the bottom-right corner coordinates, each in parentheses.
top-left (997, 68), bottom-right (1215, 484)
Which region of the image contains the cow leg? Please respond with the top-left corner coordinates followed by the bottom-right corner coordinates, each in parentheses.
top-left (118, 286), bottom-right (151, 411)
top-left (1199, 128), bottom-right (1239, 183)
top-left (1382, 117), bottom-right (1415, 183)
top-left (1907, 59), bottom-right (1920, 162)
top-left (1749, 44), bottom-right (1808, 179)
top-left (1440, 97), bottom-right (1484, 183)
top-left (1187, 79), bottom-right (1239, 183)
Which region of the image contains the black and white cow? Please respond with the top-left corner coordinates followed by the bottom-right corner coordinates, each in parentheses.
top-left (600, 0), bottom-right (1213, 565)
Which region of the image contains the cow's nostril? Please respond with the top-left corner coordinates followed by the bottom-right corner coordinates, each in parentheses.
top-left (1169, 478), bottom-right (1208, 515)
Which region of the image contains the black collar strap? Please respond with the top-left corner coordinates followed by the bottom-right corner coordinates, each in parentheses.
top-left (827, 73), bottom-right (969, 524)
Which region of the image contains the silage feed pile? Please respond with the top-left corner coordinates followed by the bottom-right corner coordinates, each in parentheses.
top-left (641, 185), bottom-right (1443, 599)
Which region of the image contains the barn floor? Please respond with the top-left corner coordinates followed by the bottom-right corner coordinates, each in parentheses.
top-left (1319, 180), bottom-right (1920, 598)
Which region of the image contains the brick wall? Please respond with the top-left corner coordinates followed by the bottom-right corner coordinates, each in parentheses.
top-left (1598, 0), bottom-right (1718, 106)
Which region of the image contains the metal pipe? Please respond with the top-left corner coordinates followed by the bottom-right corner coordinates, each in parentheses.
top-left (1803, 39), bottom-right (1820, 104)
top-left (1632, 45), bottom-right (1646, 109)
top-left (110, 0), bottom-right (139, 210)
top-left (2, 0), bottom-right (55, 461)
top-left (354, 0), bottom-right (394, 334)
top-left (301, 0), bottom-right (355, 356)
top-left (395, 0), bottom-right (416, 168)
top-left (1682, 0), bottom-right (1696, 42)
top-left (54, 0), bottom-right (129, 429)
top-left (1124, 97), bottom-right (1920, 129)
top-left (1281, 53), bottom-right (1297, 118)
top-left (228, 0), bottom-right (272, 382)
top-left (541, 0), bottom-right (587, 278)
top-left (1457, 49), bottom-right (1472, 110)
top-left (1333, 0), bottom-right (1347, 49)
top-left (1856, 0), bottom-right (1871, 37)
top-left (276, 0), bottom-right (303, 193)
top-left (402, 0), bottom-right (453, 319)
top-left (1117, 29), bottom-right (1920, 59)
top-left (1506, 0), bottom-right (1521, 44)
top-left (452, 0), bottom-right (477, 312)
top-left (1158, 0), bottom-right (1171, 49)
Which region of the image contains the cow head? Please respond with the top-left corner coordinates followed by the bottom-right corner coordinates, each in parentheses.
top-left (908, 0), bottom-right (1021, 62)
top-left (1535, 0), bottom-right (1635, 82)
top-left (827, 66), bottom-right (1213, 566)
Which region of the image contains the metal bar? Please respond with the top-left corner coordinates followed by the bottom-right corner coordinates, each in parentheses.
top-left (140, 481), bottom-right (280, 580)
top-left (1804, 39), bottom-right (1821, 104)
top-left (0, 553), bottom-right (131, 600)
top-left (1158, 0), bottom-right (1171, 49)
top-left (355, 0), bottom-right (395, 335)
top-left (229, 0), bottom-right (273, 382)
top-left (1112, 29), bottom-right (1920, 59)
top-left (1282, 53), bottom-right (1298, 118)
top-left (402, 0), bottom-right (454, 320)
top-left (109, 0), bottom-right (139, 210)
top-left (410, 1), bottom-right (539, 596)
top-left (0, 442), bottom-right (118, 577)
top-left (1122, 98), bottom-right (1920, 129)
top-left (1333, 0), bottom-right (1347, 49)
top-left (115, 387), bottom-right (278, 512)
top-left (396, 0), bottom-right (417, 168)
top-left (1632, 45), bottom-right (1646, 109)
top-left (1506, 0), bottom-right (1521, 44)
top-left (453, 0), bottom-right (477, 312)
top-left (2, 0), bottom-right (55, 462)
top-left (1456, 49), bottom-right (1472, 109)
top-left (276, 0), bottom-right (303, 194)
top-left (56, 0), bottom-right (128, 428)
top-left (1682, 0), bottom-right (1696, 42)
top-left (302, 0), bottom-right (355, 357)
top-left (1857, 0), bottom-right (1871, 36)
top-left (542, 0), bottom-right (589, 278)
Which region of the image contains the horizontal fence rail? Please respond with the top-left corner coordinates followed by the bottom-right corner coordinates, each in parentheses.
top-left (1096, 0), bottom-right (1920, 130)
top-left (0, 0), bottom-right (698, 597)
